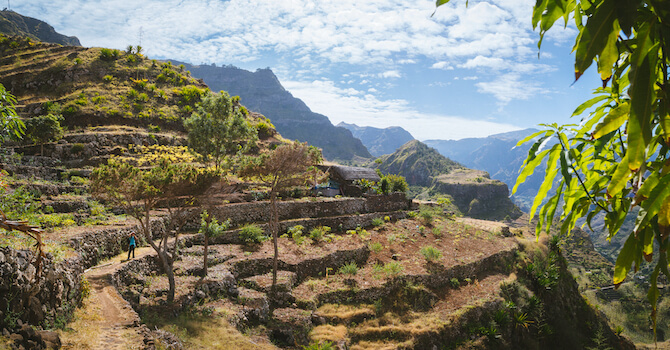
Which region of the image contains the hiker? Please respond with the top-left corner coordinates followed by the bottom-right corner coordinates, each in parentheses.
top-left (128, 232), bottom-right (137, 260)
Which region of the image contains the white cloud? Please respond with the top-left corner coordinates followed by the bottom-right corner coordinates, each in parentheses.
top-left (475, 73), bottom-right (550, 103)
top-left (379, 70), bottom-right (401, 79)
top-left (431, 61), bottom-right (453, 70)
top-left (283, 79), bottom-right (521, 140)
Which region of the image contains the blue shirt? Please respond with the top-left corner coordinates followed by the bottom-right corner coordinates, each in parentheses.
top-left (129, 236), bottom-right (136, 247)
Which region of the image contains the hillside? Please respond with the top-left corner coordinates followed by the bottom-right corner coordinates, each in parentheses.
top-left (374, 140), bottom-right (522, 220)
top-left (424, 129), bottom-right (544, 210)
top-left (0, 25), bottom-right (636, 350)
top-left (0, 10), bottom-right (81, 46)
top-left (164, 61), bottom-right (372, 162)
top-left (337, 122), bottom-right (414, 157)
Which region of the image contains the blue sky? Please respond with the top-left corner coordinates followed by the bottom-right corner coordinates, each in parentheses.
top-left (9, 0), bottom-right (601, 140)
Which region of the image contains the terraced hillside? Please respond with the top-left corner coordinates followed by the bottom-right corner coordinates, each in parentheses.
top-left (0, 35), bottom-right (635, 350)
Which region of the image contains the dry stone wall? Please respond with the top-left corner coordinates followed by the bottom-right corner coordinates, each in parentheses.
top-left (206, 193), bottom-right (410, 228)
top-left (0, 247), bottom-right (84, 330)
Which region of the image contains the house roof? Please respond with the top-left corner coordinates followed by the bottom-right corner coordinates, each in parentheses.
top-left (322, 165), bottom-right (381, 182)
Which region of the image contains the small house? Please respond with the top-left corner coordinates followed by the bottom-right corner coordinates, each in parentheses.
top-left (315, 165), bottom-right (381, 197)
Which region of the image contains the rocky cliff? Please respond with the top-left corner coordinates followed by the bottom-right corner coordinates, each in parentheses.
top-left (0, 10), bottom-right (81, 46)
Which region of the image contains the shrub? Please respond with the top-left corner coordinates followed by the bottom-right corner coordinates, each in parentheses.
top-left (371, 217), bottom-right (384, 227)
top-left (103, 75), bottom-right (114, 83)
top-left (288, 225), bottom-right (305, 245)
top-left (432, 227), bottom-right (442, 237)
top-left (406, 211), bottom-right (417, 218)
top-left (450, 278), bottom-right (460, 288)
top-left (70, 143), bottom-right (85, 154)
top-left (148, 124), bottom-right (161, 133)
top-left (338, 262), bottom-right (358, 276)
top-left (303, 341), bottom-right (335, 350)
top-left (369, 242), bottom-right (383, 253)
top-left (239, 224), bottom-right (266, 244)
top-left (99, 48), bottom-right (120, 61)
top-left (255, 121), bottom-right (272, 137)
top-left (383, 262), bottom-right (403, 277)
top-left (420, 246), bottom-right (442, 262)
top-left (383, 174), bottom-right (408, 193)
top-left (310, 226), bottom-right (331, 242)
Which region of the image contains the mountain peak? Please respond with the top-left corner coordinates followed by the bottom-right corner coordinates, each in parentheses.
top-left (0, 10), bottom-right (81, 46)
top-left (337, 122), bottom-right (414, 157)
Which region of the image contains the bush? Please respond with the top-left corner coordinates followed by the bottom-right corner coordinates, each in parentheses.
top-left (339, 262), bottom-right (358, 276)
top-left (369, 242), bottom-right (383, 253)
top-left (70, 143), bottom-right (85, 154)
top-left (309, 226), bottom-right (331, 242)
top-left (420, 246), bottom-right (442, 262)
top-left (383, 261), bottom-right (403, 277)
top-left (239, 224), bottom-right (266, 244)
top-left (371, 217), bottom-right (384, 227)
top-left (288, 225), bottom-right (305, 245)
top-left (99, 48), bottom-right (120, 61)
top-left (103, 75), bottom-right (114, 83)
top-left (450, 278), bottom-right (460, 288)
top-left (383, 174), bottom-right (408, 193)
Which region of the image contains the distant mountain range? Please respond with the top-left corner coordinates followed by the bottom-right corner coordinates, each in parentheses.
top-left (337, 122), bottom-right (414, 157)
top-left (424, 128), bottom-right (544, 209)
top-left (0, 10), bottom-right (80, 46)
top-left (164, 62), bottom-right (371, 162)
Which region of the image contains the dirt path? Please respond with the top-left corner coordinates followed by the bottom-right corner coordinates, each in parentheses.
top-left (60, 246), bottom-right (154, 350)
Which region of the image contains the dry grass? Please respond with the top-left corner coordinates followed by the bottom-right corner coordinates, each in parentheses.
top-left (159, 315), bottom-right (277, 350)
top-left (315, 304), bottom-right (375, 322)
top-left (58, 291), bottom-right (104, 349)
top-left (309, 324), bottom-right (348, 344)
top-left (350, 340), bottom-right (407, 350)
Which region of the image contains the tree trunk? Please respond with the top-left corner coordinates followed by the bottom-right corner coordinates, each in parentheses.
top-left (271, 192), bottom-right (278, 287)
top-left (157, 249), bottom-right (176, 303)
top-left (203, 232), bottom-right (209, 277)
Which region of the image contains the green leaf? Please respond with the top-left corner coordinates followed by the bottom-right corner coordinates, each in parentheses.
top-left (516, 129), bottom-right (553, 148)
top-left (606, 154), bottom-right (632, 196)
top-left (574, 0), bottom-right (616, 78)
top-left (628, 47), bottom-right (658, 171)
top-left (533, 0), bottom-right (550, 30)
top-left (613, 232), bottom-right (638, 285)
top-left (635, 173), bottom-right (670, 233)
top-left (530, 144), bottom-right (561, 221)
top-left (572, 94), bottom-right (609, 117)
top-left (642, 226), bottom-right (654, 261)
top-left (435, 0), bottom-right (451, 6)
top-left (593, 102), bottom-right (630, 138)
top-left (597, 23), bottom-right (620, 82)
top-left (513, 149), bottom-right (550, 195)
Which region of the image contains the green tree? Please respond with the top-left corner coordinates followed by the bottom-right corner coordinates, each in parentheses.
top-left (184, 91), bottom-right (257, 170)
top-left (0, 83), bottom-right (24, 143)
top-left (438, 0), bottom-right (670, 334)
top-left (238, 142), bottom-right (323, 286)
top-left (24, 114), bottom-right (64, 156)
top-left (198, 210), bottom-right (229, 276)
top-left (90, 158), bottom-right (218, 303)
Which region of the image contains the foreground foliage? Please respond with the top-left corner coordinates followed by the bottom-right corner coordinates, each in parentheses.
top-left (465, 0), bottom-right (670, 335)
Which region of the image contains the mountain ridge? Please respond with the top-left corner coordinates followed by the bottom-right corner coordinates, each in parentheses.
top-left (0, 10), bottom-right (81, 46)
top-left (163, 61), bottom-right (372, 161)
top-left (337, 122), bottom-right (414, 157)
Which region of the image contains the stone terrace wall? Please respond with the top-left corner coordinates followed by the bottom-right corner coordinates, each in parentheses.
top-left (0, 247), bottom-right (84, 330)
top-left (207, 193), bottom-right (410, 228)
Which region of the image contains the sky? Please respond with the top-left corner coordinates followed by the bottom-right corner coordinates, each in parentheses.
top-left (8, 0), bottom-right (601, 141)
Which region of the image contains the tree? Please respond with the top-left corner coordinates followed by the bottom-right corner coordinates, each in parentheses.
top-left (0, 83), bottom-right (24, 143)
top-left (438, 0), bottom-right (670, 334)
top-left (238, 142), bottom-right (323, 286)
top-left (198, 210), bottom-right (229, 276)
top-left (24, 114), bottom-right (64, 156)
top-left (90, 158), bottom-right (218, 303)
top-left (184, 91), bottom-right (258, 170)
